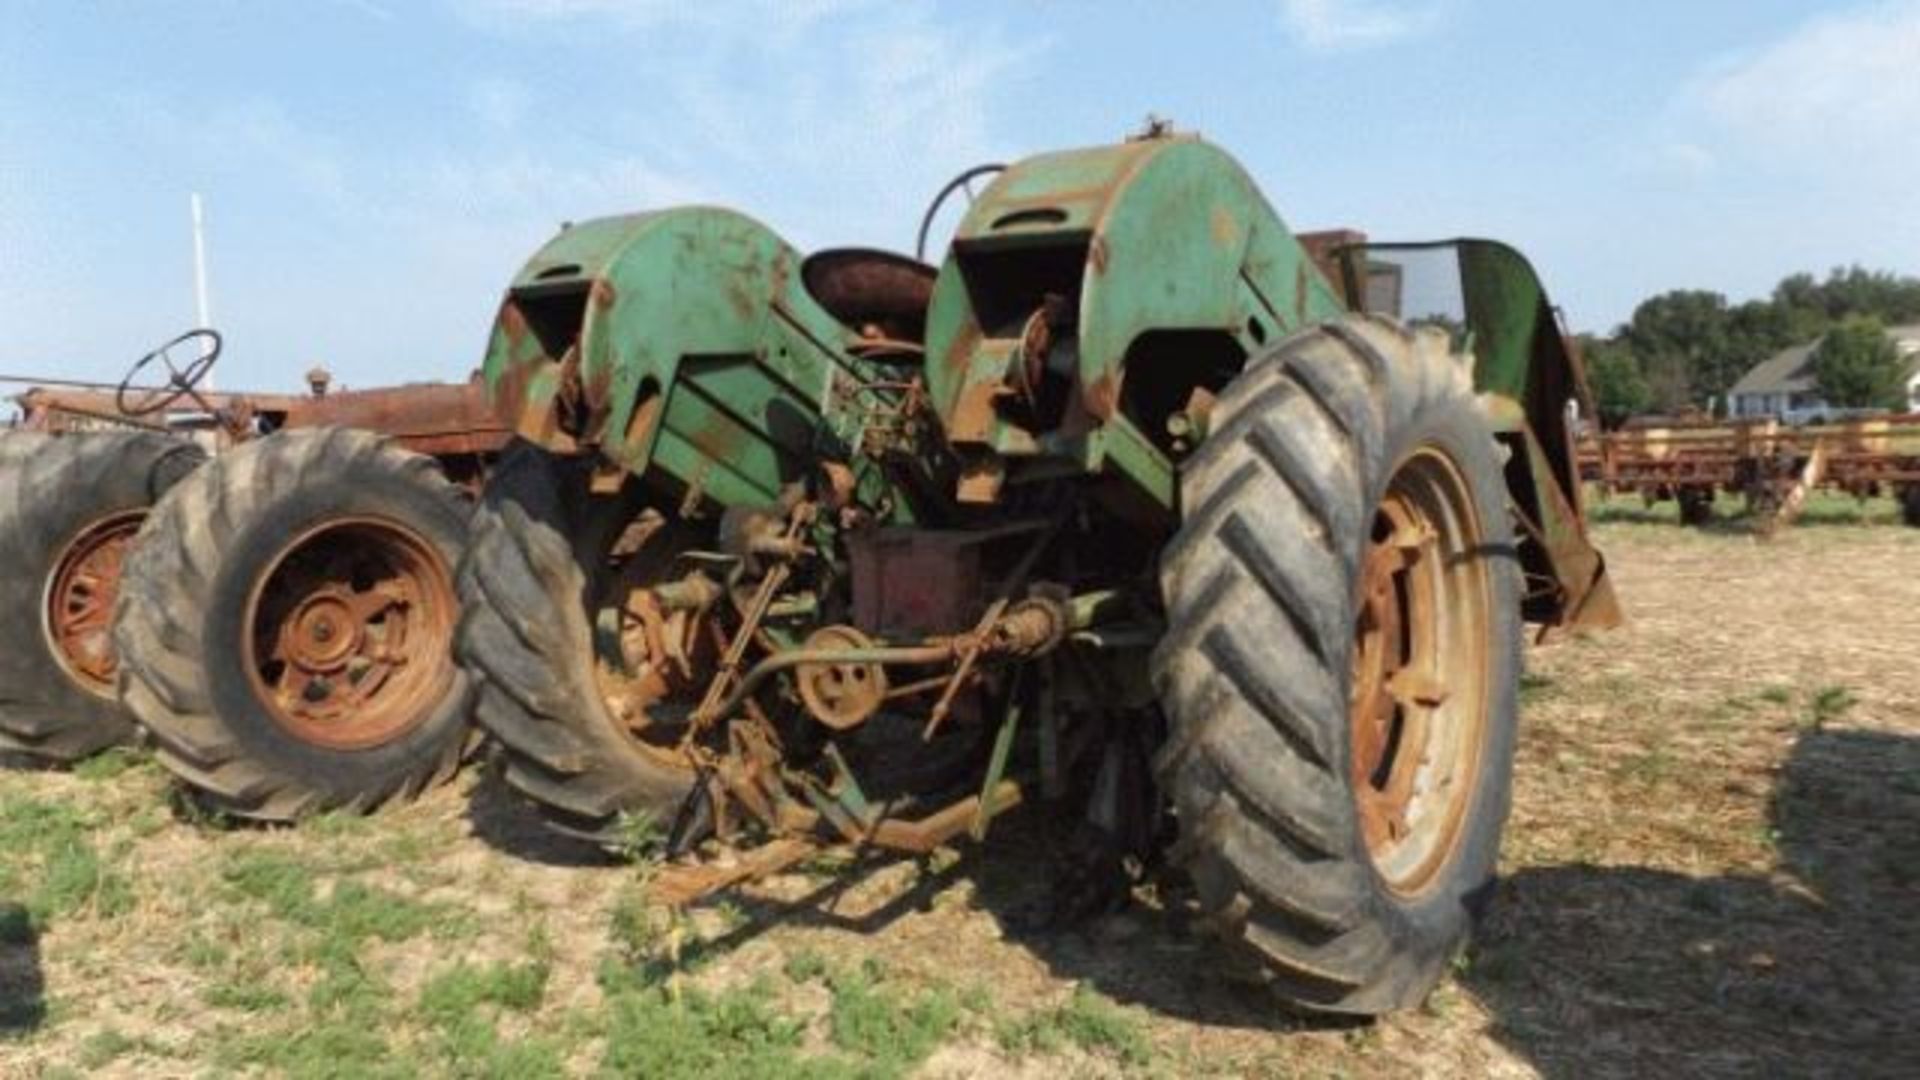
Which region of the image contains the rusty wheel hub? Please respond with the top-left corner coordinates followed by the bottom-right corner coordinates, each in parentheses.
top-left (594, 520), bottom-right (716, 763)
top-left (44, 511), bottom-right (146, 697)
top-left (795, 625), bottom-right (888, 731)
top-left (245, 518), bottom-right (454, 750)
top-left (1349, 447), bottom-right (1492, 896)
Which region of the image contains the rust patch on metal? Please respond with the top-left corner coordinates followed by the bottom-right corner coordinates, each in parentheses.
top-left (44, 510), bottom-right (145, 696)
top-left (242, 516), bottom-right (458, 752)
top-left (1082, 368), bottom-right (1121, 421)
top-left (1210, 206), bottom-right (1236, 248)
top-left (802, 248), bottom-right (937, 342)
top-left (590, 278), bottom-right (617, 310)
top-left (1349, 447), bottom-right (1490, 896)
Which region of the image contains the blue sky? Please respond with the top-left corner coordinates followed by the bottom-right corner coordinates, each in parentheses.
top-left (3, 1), bottom-right (1916, 392)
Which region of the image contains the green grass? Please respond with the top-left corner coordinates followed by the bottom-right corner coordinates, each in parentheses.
top-left (1805, 685), bottom-right (1857, 730)
top-left (1585, 490), bottom-right (1905, 528)
top-left (994, 985), bottom-right (1154, 1067)
top-left (0, 793), bottom-right (133, 931)
top-left (822, 959), bottom-right (962, 1077)
top-left (598, 980), bottom-right (822, 1079)
top-left (220, 848), bottom-right (459, 946)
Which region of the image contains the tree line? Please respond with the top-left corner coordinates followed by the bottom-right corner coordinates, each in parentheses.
top-left (1579, 266), bottom-right (1920, 427)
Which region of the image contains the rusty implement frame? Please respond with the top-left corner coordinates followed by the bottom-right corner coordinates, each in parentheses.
top-left (1578, 412), bottom-right (1920, 532)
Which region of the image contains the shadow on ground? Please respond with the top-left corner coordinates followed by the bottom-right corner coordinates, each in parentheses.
top-left (0, 903), bottom-right (46, 1038)
top-left (463, 762), bottom-right (621, 869)
top-left (1462, 729), bottom-right (1920, 1078)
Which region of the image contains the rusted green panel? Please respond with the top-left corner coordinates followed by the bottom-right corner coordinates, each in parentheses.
top-left (481, 207), bottom-right (883, 509)
top-left (922, 135), bottom-right (1348, 511)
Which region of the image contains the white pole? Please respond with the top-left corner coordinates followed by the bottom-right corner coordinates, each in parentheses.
top-left (191, 193), bottom-right (214, 389)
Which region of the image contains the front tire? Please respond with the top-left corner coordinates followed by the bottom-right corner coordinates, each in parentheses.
top-left (1154, 315), bottom-right (1521, 1016)
top-left (115, 429), bottom-right (473, 821)
top-left (0, 430), bottom-right (205, 763)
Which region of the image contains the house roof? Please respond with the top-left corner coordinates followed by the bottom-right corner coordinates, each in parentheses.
top-left (1729, 323), bottom-right (1920, 397)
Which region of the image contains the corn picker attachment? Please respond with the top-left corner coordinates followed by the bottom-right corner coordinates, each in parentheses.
top-left (1, 332), bottom-right (509, 819)
top-left (457, 129), bottom-right (1617, 1015)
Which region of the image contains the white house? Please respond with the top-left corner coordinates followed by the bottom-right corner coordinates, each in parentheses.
top-left (1727, 323), bottom-right (1920, 421)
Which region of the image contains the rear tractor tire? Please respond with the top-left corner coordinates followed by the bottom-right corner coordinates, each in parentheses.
top-left (1155, 315), bottom-right (1521, 1016)
top-left (0, 431), bottom-right (206, 763)
top-left (1901, 484), bottom-right (1920, 528)
top-left (115, 429), bottom-right (473, 821)
top-left (455, 444), bottom-right (699, 847)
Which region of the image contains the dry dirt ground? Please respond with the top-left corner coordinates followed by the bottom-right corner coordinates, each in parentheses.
top-left (1, 506), bottom-right (1916, 1078)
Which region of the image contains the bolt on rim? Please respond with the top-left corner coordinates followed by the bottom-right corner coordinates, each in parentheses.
top-left (1349, 445), bottom-right (1493, 897)
top-left (43, 510), bottom-right (147, 698)
top-left (243, 517), bottom-right (455, 751)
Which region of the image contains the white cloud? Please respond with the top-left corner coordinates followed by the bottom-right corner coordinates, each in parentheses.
top-left (1277, 0), bottom-right (1439, 51)
top-left (448, 0), bottom-right (872, 38)
top-left (1683, 1), bottom-right (1920, 175)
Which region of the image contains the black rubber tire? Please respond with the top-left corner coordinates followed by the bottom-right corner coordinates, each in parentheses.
top-left (1153, 315), bottom-right (1522, 1016)
top-left (455, 442), bottom-right (696, 845)
top-left (1677, 486), bottom-right (1714, 527)
top-left (114, 428), bottom-right (474, 821)
top-left (1901, 485), bottom-right (1920, 528)
top-left (0, 430), bottom-right (206, 763)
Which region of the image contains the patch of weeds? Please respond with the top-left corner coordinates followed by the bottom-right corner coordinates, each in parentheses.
top-left (302, 811), bottom-right (374, 840)
top-left (1757, 685), bottom-right (1793, 706)
top-left (434, 1021), bottom-right (568, 1079)
top-left (0, 794), bottom-right (133, 929)
top-left (782, 947), bottom-right (829, 984)
top-left (212, 1018), bottom-right (408, 1080)
top-left (76, 1028), bottom-right (140, 1069)
top-left (306, 947), bottom-right (391, 1020)
top-left (1518, 672), bottom-right (1556, 704)
top-left (610, 810), bottom-right (663, 862)
top-left (995, 985), bottom-right (1153, 1068)
top-left (825, 958), bottom-right (961, 1077)
top-left (72, 746), bottom-right (152, 783)
top-left (419, 959), bottom-right (550, 1026)
top-left (419, 960), bottom-right (560, 1079)
top-left (605, 884), bottom-right (745, 988)
top-left (1804, 685), bottom-right (1856, 730)
top-left (599, 979), bottom-right (838, 1079)
top-left (204, 979), bottom-right (290, 1013)
top-left (221, 849), bottom-right (458, 944)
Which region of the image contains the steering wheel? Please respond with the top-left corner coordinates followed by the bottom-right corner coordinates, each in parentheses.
top-left (915, 163), bottom-right (1007, 263)
top-left (116, 328), bottom-right (222, 417)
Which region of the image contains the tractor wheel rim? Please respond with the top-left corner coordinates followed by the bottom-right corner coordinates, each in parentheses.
top-left (44, 510), bottom-right (146, 698)
top-left (1348, 445), bottom-right (1493, 896)
top-left (243, 517), bottom-right (455, 751)
top-left (591, 514), bottom-right (711, 771)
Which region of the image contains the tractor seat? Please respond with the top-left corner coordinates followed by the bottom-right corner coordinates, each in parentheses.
top-left (801, 248), bottom-right (938, 350)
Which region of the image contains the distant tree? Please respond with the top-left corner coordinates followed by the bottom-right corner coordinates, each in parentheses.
top-left (1579, 336), bottom-right (1650, 428)
top-left (1593, 265), bottom-right (1920, 415)
top-left (1621, 290), bottom-right (1741, 407)
top-left (1812, 315), bottom-right (1909, 410)
top-left (1775, 266), bottom-right (1920, 326)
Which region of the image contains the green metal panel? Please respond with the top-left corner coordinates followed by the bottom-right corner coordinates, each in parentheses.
top-left (921, 136), bottom-right (1348, 512)
top-left (481, 207), bottom-right (885, 509)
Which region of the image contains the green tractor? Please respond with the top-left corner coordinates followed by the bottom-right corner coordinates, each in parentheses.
top-left (456, 130), bottom-right (1619, 1015)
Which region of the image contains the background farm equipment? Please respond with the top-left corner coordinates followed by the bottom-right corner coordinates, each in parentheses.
top-left (0, 330), bottom-right (509, 819)
top-left (1578, 413), bottom-right (1920, 530)
top-left (454, 129), bottom-right (1617, 1015)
